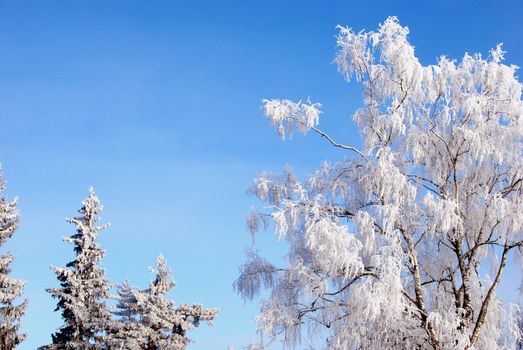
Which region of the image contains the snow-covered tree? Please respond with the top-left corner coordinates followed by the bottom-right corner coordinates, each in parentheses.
top-left (236, 17), bottom-right (523, 349)
top-left (109, 255), bottom-right (218, 350)
top-left (41, 188), bottom-right (112, 349)
top-left (108, 280), bottom-right (149, 349)
top-left (0, 173), bottom-right (27, 349)
top-left (113, 280), bottom-right (141, 324)
top-left (108, 280), bottom-right (145, 349)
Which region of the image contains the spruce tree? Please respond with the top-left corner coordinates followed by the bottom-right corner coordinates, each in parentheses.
top-left (113, 280), bottom-right (140, 323)
top-left (0, 174), bottom-right (27, 349)
top-left (138, 255), bottom-right (218, 350)
top-left (108, 280), bottom-right (144, 349)
top-left (109, 255), bottom-right (218, 350)
top-left (41, 188), bottom-right (112, 350)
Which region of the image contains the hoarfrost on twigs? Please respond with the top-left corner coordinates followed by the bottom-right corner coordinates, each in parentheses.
top-left (238, 17), bottom-right (523, 350)
top-left (40, 188), bottom-right (112, 349)
top-left (0, 170), bottom-right (27, 350)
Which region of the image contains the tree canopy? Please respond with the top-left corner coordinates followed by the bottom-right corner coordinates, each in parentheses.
top-left (236, 17), bottom-right (523, 350)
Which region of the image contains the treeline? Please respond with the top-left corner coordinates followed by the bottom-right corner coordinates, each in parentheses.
top-left (0, 173), bottom-right (217, 350)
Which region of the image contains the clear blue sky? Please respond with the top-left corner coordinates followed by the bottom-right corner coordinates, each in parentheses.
top-left (0, 1), bottom-right (521, 349)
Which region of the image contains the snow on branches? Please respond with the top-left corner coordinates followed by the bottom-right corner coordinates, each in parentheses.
top-left (41, 190), bottom-right (218, 350)
top-left (238, 17), bottom-right (523, 350)
top-left (263, 99), bottom-right (321, 140)
top-left (0, 173), bottom-right (27, 350)
top-left (109, 255), bottom-right (218, 350)
top-left (41, 188), bottom-right (112, 350)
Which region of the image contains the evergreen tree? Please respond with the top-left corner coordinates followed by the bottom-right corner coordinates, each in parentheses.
top-left (113, 280), bottom-right (140, 323)
top-left (0, 174), bottom-right (27, 349)
top-left (138, 255), bottom-right (218, 350)
top-left (108, 280), bottom-right (144, 349)
top-left (109, 255), bottom-right (218, 350)
top-left (41, 188), bottom-right (112, 350)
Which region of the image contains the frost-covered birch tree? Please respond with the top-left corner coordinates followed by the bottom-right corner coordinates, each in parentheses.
top-left (41, 188), bottom-right (112, 350)
top-left (235, 17), bottom-right (523, 349)
top-left (109, 255), bottom-right (218, 350)
top-left (0, 173), bottom-right (27, 349)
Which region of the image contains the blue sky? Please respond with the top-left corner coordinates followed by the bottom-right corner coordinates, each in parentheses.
top-left (0, 1), bottom-right (522, 349)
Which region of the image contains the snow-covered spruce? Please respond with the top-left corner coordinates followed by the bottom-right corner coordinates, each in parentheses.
top-left (40, 188), bottom-right (112, 350)
top-left (0, 173), bottom-right (27, 349)
top-left (108, 255), bottom-right (218, 349)
top-left (236, 17), bottom-right (523, 349)
top-left (107, 280), bottom-right (144, 349)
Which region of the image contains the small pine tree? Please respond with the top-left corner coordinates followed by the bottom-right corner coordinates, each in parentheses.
top-left (109, 255), bottom-right (218, 350)
top-left (41, 188), bottom-right (112, 350)
top-left (0, 175), bottom-right (27, 349)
